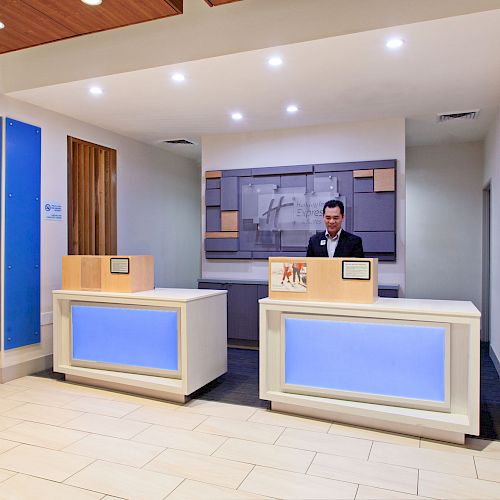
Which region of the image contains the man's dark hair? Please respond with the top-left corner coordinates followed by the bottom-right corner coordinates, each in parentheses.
top-left (323, 199), bottom-right (344, 216)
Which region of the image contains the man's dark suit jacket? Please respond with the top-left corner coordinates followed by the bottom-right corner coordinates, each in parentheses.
top-left (306, 230), bottom-right (364, 258)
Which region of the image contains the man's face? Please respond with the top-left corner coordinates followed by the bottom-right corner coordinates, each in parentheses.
top-left (323, 206), bottom-right (344, 236)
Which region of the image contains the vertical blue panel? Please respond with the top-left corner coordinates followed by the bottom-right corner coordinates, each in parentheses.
top-left (72, 306), bottom-right (178, 370)
top-left (285, 318), bottom-right (446, 401)
top-left (4, 118), bottom-right (41, 350)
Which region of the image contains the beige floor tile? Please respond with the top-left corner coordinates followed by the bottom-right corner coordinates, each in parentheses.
top-left (370, 441), bottom-right (476, 478)
top-left (63, 413), bottom-right (150, 439)
top-left (0, 385), bottom-right (29, 397)
top-left (181, 400), bottom-right (257, 420)
top-left (63, 396), bottom-right (140, 418)
top-left (0, 440), bottom-right (18, 454)
top-left (64, 433), bottom-right (164, 467)
top-left (145, 448), bottom-right (253, 489)
top-left (105, 392), bottom-right (181, 409)
top-left (2, 403), bottom-right (83, 426)
top-left (0, 421), bottom-right (87, 450)
top-left (125, 406), bottom-right (207, 430)
top-left (356, 485), bottom-right (431, 499)
top-left (329, 422), bottom-right (420, 447)
top-left (133, 424), bottom-right (226, 455)
top-left (0, 473), bottom-right (104, 499)
top-left (0, 444), bottom-right (94, 481)
top-left (3, 376), bottom-right (58, 390)
top-left (167, 479), bottom-right (269, 499)
top-left (419, 469), bottom-right (500, 499)
top-left (0, 417), bottom-right (21, 432)
top-left (475, 456), bottom-right (500, 483)
top-left (214, 438), bottom-right (315, 473)
top-left (276, 427), bottom-right (371, 460)
top-left (0, 400), bottom-right (26, 413)
top-left (308, 452), bottom-right (418, 494)
top-left (66, 460), bottom-right (183, 499)
top-left (239, 465), bottom-right (357, 499)
top-left (420, 437), bottom-right (500, 459)
top-left (0, 469), bottom-right (15, 484)
top-left (420, 439), bottom-right (483, 457)
top-left (195, 416), bottom-right (284, 444)
top-left (6, 388), bottom-right (82, 407)
top-left (249, 409), bottom-right (331, 433)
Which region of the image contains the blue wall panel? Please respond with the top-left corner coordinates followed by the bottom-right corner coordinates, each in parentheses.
top-left (285, 318), bottom-right (446, 402)
top-left (4, 118), bottom-right (41, 350)
top-left (72, 306), bottom-right (178, 370)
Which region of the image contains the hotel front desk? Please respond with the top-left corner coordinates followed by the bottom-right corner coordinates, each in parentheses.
top-left (259, 296), bottom-right (480, 444)
top-left (53, 288), bottom-right (227, 402)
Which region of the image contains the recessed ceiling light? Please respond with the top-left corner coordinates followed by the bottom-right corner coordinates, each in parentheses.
top-left (286, 105), bottom-right (299, 114)
top-left (386, 38), bottom-right (404, 49)
top-left (268, 57), bottom-right (283, 67)
top-left (0, 22), bottom-right (5, 30)
top-left (89, 86), bottom-right (103, 95)
top-left (231, 112), bottom-right (243, 121)
top-left (81, 0), bottom-right (103, 5)
top-left (171, 73), bottom-right (186, 82)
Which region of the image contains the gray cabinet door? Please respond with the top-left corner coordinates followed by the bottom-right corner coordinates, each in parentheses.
top-left (227, 284), bottom-right (259, 341)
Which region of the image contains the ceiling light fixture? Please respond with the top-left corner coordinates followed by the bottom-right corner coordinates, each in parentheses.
top-left (81, 0), bottom-right (103, 5)
top-left (386, 38), bottom-right (404, 49)
top-left (171, 73), bottom-right (186, 82)
top-left (0, 22), bottom-right (5, 29)
top-left (89, 86), bottom-right (103, 95)
top-left (268, 57), bottom-right (283, 67)
top-left (286, 105), bottom-right (299, 114)
top-left (231, 112), bottom-right (243, 121)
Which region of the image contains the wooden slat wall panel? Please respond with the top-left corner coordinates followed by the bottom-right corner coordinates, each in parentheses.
top-left (67, 137), bottom-right (117, 256)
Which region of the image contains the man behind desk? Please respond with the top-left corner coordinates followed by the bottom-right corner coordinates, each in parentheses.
top-left (306, 200), bottom-right (364, 258)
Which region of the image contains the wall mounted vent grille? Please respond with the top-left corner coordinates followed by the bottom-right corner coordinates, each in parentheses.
top-left (437, 110), bottom-right (479, 122)
top-left (163, 139), bottom-right (195, 145)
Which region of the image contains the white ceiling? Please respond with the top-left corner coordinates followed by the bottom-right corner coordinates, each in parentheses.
top-left (7, 8), bottom-right (500, 160)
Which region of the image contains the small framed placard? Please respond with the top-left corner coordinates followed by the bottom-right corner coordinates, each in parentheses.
top-left (342, 260), bottom-right (371, 280)
top-left (110, 258), bottom-right (130, 275)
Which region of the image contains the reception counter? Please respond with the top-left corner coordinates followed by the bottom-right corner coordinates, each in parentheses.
top-left (260, 296), bottom-right (480, 443)
top-left (53, 288), bottom-right (227, 402)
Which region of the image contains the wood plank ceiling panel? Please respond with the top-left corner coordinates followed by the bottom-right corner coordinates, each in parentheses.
top-left (0, 0), bottom-right (183, 54)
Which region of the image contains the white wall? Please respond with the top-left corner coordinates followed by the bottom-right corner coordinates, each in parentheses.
top-left (0, 94), bottom-right (201, 324)
top-left (202, 117), bottom-right (406, 292)
top-left (406, 142), bottom-right (483, 308)
top-left (484, 106), bottom-right (500, 368)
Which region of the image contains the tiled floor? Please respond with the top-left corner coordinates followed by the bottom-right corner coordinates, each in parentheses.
top-left (0, 377), bottom-right (499, 499)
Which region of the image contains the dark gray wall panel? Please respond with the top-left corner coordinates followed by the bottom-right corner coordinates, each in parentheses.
top-left (227, 284), bottom-right (259, 340)
top-left (206, 207), bottom-right (221, 232)
top-left (354, 231), bottom-right (395, 253)
top-left (252, 251), bottom-right (304, 258)
top-left (354, 192), bottom-right (395, 232)
top-left (206, 178), bottom-right (220, 189)
top-left (354, 177), bottom-right (374, 193)
top-left (221, 177), bottom-right (238, 211)
top-left (205, 189), bottom-right (221, 206)
top-left (206, 252), bottom-right (252, 259)
top-left (281, 174), bottom-right (307, 188)
top-left (222, 168), bottom-right (253, 177)
top-left (252, 165), bottom-right (313, 176)
top-left (257, 284), bottom-right (269, 300)
top-left (205, 238), bottom-right (238, 252)
top-left (314, 160), bottom-right (396, 173)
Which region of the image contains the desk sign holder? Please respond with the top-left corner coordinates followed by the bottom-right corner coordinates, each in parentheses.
top-left (268, 257), bottom-right (378, 304)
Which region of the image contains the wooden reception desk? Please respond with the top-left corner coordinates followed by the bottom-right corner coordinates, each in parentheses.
top-left (260, 258), bottom-right (480, 444)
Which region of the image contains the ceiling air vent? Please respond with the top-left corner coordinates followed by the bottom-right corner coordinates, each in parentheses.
top-left (437, 110), bottom-right (479, 123)
top-left (163, 139), bottom-right (195, 145)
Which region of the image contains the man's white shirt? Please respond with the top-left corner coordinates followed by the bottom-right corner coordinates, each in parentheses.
top-left (325, 228), bottom-right (342, 258)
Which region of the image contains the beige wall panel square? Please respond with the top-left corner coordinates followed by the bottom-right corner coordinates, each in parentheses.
top-left (353, 170), bottom-right (373, 178)
top-left (374, 168), bottom-right (395, 192)
top-left (221, 211), bottom-right (239, 231)
top-left (205, 171), bottom-right (222, 179)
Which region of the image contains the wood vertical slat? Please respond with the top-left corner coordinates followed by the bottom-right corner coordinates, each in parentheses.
top-left (67, 137), bottom-right (117, 257)
top-left (89, 146), bottom-right (96, 255)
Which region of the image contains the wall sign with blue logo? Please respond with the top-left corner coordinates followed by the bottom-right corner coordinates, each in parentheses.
top-left (43, 201), bottom-right (63, 220)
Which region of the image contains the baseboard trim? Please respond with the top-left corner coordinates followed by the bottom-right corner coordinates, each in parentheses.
top-left (0, 355), bottom-right (53, 383)
top-left (490, 345), bottom-right (500, 378)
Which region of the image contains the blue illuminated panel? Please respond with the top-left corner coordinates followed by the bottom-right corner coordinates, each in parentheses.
top-left (4, 118), bottom-right (41, 350)
top-left (72, 305), bottom-right (178, 371)
top-left (285, 318), bottom-right (446, 402)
